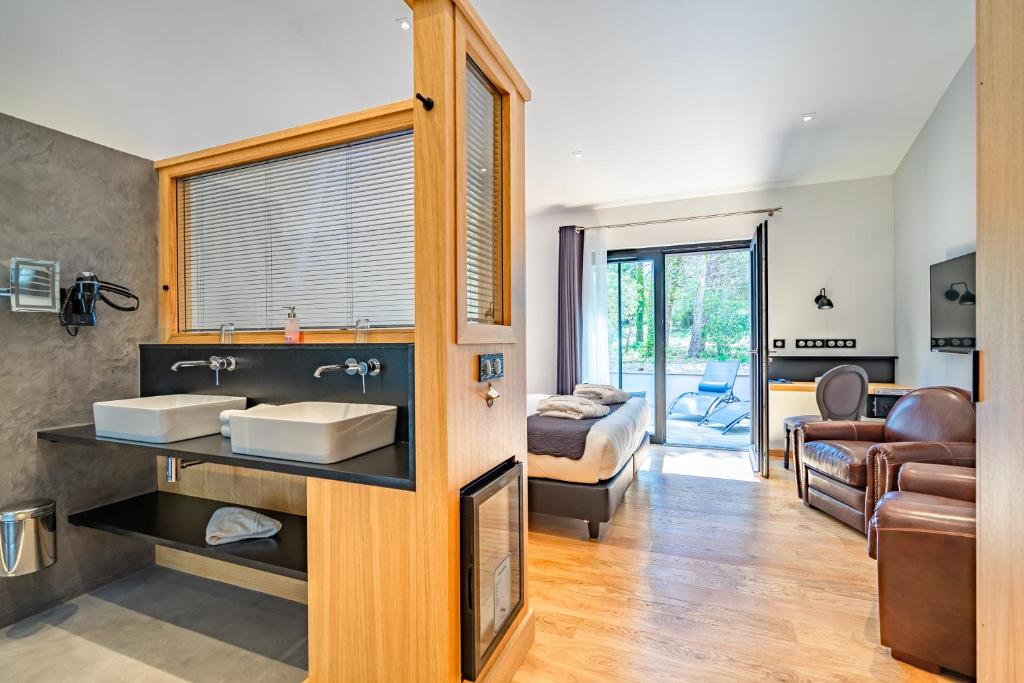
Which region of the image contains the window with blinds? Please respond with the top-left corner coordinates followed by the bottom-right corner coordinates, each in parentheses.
top-left (176, 130), bottom-right (414, 332)
top-left (464, 58), bottom-right (505, 326)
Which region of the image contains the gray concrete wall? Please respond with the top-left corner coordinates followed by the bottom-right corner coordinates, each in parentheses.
top-left (0, 113), bottom-right (158, 626)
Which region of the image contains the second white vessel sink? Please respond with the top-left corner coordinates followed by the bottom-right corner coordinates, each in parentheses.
top-left (94, 394), bottom-right (246, 443)
top-left (230, 402), bottom-right (397, 464)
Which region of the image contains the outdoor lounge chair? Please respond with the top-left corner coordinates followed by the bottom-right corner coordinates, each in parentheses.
top-left (667, 360), bottom-right (741, 422)
top-left (701, 399), bottom-right (752, 434)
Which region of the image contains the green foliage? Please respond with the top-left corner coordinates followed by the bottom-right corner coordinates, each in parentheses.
top-left (608, 250), bottom-right (750, 368)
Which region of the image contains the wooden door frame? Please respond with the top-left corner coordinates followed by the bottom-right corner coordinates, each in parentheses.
top-left (976, 0), bottom-right (1024, 678)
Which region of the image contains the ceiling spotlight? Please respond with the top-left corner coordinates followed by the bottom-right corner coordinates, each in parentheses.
top-left (397, 17), bottom-right (411, 30)
top-left (801, 112), bottom-right (815, 122)
top-left (571, 150), bottom-right (584, 159)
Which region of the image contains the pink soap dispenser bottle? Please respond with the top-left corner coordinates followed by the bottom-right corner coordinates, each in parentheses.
top-left (283, 306), bottom-right (301, 344)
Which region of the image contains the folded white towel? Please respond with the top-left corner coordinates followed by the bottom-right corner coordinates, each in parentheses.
top-left (221, 425), bottom-right (231, 437)
top-left (537, 395), bottom-right (610, 420)
top-left (219, 409), bottom-right (246, 426)
top-left (205, 507), bottom-right (282, 546)
top-left (573, 383), bottom-right (631, 405)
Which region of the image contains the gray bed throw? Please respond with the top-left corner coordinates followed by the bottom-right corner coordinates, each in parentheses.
top-left (527, 404), bottom-right (623, 460)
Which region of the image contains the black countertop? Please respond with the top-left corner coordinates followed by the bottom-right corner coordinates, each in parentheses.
top-left (38, 424), bottom-right (414, 491)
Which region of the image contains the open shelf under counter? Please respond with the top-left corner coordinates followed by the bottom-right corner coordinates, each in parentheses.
top-left (37, 424), bottom-right (414, 491)
top-left (69, 491), bottom-right (307, 579)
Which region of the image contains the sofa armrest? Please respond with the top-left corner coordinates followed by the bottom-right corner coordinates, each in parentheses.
top-left (797, 420), bottom-right (886, 443)
top-left (866, 442), bottom-right (976, 514)
top-left (867, 489), bottom-right (976, 561)
top-left (898, 462), bottom-right (976, 502)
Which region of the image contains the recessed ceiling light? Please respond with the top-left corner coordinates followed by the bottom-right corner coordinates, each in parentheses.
top-left (571, 150), bottom-right (584, 159)
top-left (801, 112), bottom-right (815, 122)
top-left (397, 17), bottom-right (411, 30)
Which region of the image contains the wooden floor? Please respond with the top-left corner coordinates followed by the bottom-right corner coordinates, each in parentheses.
top-left (513, 446), bottom-right (967, 682)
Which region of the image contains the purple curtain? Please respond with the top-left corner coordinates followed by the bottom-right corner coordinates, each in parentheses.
top-left (556, 225), bottom-right (584, 395)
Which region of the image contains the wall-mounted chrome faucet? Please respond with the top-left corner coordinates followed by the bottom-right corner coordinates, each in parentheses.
top-left (171, 355), bottom-right (236, 386)
top-left (314, 357), bottom-right (381, 393)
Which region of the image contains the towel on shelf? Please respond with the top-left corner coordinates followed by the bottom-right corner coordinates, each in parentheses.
top-left (205, 506), bottom-right (282, 546)
top-left (219, 406), bottom-right (274, 437)
top-left (536, 395), bottom-right (610, 420)
top-left (218, 409), bottom-right (245, 437)
top-left (573, 383), bottom-right (631, 405)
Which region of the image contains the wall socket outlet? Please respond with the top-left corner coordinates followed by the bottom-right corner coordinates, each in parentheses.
top-left (795, 338), bottom-right (856, 349)
top-left (478, 353), bottom-right (505, 381)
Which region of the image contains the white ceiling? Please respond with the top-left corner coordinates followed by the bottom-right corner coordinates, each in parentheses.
top-left (0, 0), bottom-right (412, 162)
top-left (0, 0), bottom-right (974, 214)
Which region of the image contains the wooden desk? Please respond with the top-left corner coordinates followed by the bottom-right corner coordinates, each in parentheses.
top-left (769, 381), bottom-right (912, 394)
top-left (767, 382), bottom-right (913, 452)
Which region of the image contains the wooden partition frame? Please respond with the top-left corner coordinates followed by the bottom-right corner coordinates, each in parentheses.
top-left (977, 0), bottom-right (1024, 678)
top-left (153, 101), bottom-right (415, 344)
top-left (306, 1), bottom-right (533, 681)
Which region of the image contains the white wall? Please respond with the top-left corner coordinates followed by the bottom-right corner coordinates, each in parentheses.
top-left (526, 176), bottom-right (896, 393)
top-left (893, 51), bottom-right (976, 390)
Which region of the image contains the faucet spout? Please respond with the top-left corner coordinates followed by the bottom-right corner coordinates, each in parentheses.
top-left (171, 360), bottom-right (212, 371)
top-left (313, 364), bottom-right (345, 379)
top-left (313, 358), bottom-right (382, 393)
top-left (170, 356), bottom-right (236, 386)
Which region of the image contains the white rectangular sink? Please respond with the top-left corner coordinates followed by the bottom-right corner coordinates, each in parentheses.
top-left (94, 394), bottom-right (246, 443)
top-left (229, 402), bottom-right (397, 464)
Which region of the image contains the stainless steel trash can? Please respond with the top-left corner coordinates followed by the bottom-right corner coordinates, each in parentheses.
top-left (1, 499), bottom-right (56, 577)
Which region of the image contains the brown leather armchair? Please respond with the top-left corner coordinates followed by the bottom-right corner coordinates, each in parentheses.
top-left (868, 463), bottom-right (976, 677)
top-left (795, 387), bottom-right (975, 532)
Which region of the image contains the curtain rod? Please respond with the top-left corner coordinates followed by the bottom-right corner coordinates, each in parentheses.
top-left (574, 207), bottom-right (782, 233)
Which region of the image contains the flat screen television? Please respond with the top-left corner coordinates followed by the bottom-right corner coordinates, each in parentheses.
top-left (930, 252), bottom-right (976, 353)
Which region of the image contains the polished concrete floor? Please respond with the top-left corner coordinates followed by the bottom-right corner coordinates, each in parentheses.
top-left (0, 566), bottom-right (307, 683)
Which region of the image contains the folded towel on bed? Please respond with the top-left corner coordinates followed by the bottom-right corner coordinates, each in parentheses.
top-left (205, 507), bottom-right (282, 546)
top-left (573, 383), bottom-right (631, 405)
top-left (537, 395), bottom-right (610, 420)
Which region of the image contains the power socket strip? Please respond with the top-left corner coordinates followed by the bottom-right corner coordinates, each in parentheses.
top-left (795, 338), bottom-right (856, 350)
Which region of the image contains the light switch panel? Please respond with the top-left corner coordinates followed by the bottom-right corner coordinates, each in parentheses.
top-left (478, 353), bottom-right (505, 382)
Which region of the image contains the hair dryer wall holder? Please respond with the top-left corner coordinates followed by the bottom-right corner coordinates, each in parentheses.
top-left (58, 272), bottom-right (140, 337)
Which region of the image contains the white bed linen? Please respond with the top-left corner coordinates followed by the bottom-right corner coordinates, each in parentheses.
top-left (527, 397), bottom-right (650, 484)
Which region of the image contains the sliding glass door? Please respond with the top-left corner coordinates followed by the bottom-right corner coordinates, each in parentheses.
top-left (607, 242), bottom-right (758, 461)
top-left (749, 221), bottom-right (770, 476)
top-left (607, 257), bottom-right (656, 435)
top-left (663, 249), bottom-right (752, 450)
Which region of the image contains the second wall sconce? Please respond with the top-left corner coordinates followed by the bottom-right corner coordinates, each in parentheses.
top-left (944, 281), bottom-right (976, 306)
top-left (814, 288), bottom-right (834, 310)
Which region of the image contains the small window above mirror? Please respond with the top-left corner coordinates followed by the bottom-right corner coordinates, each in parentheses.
top-left (464, 58), bottom-right (504, 328)
top-left (457, 48), bottom-right (514, 344)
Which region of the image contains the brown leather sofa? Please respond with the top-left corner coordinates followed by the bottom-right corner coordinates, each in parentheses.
top-left (868, 463), bottom-right (976, 677)
top-left (795, 387), bottom-right (975, 532)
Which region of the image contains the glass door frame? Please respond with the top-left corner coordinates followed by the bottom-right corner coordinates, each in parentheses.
top-left (608, 239), bottom-right (754, 445)
top-left (607, 252), bottom-right (657, 430)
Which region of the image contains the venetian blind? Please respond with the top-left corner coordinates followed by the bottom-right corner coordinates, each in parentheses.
top-left (465, 58), bottom-right (505, 325)
top-left (176, 130), bottom-right (414, 332)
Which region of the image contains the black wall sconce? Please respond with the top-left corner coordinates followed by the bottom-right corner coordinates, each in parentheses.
top-left (814, 288), bottom-right (834, 310)
top-left (944, 281), bottom-right (976, 306)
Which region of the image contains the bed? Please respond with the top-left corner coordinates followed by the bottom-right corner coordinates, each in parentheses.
top-left (526, 395), bottom-right (651, 539)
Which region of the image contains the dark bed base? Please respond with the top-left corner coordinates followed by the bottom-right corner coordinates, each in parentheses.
top-left (528, 433), bottom-right (650, 540)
